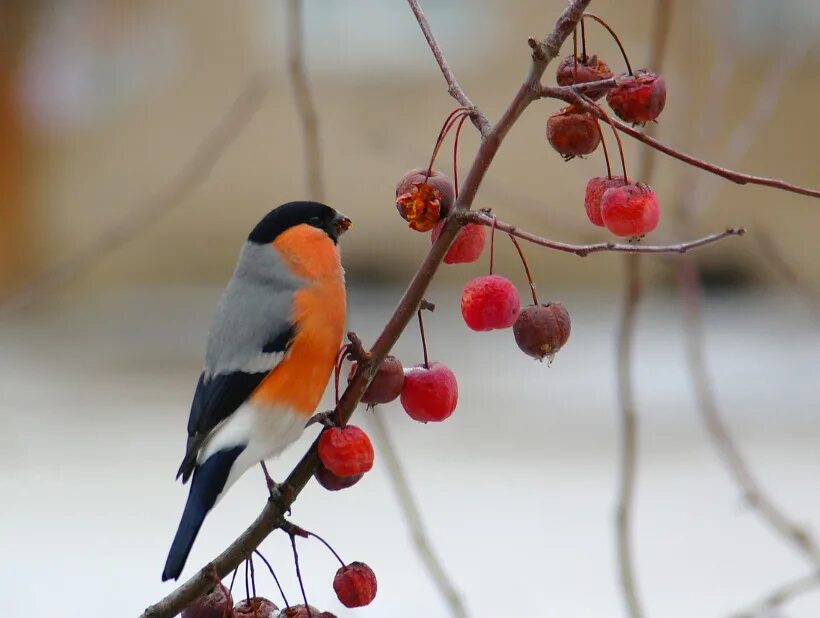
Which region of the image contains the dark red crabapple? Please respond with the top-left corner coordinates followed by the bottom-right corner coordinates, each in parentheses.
top-left (401, 362), bottom-right (458, 422)
top-left (513, 303), bottom-right (572, 361)
top-left (461, 275), bottom-right (521, 331)
top-left (234, 597), bottom-right (278, 618)
top-left (182, 585), bottom-right (233, 618)
top-left (333, 562), bottom-right (378, 608)
top-left (280, 606), bottom-right (336, 618)
top-left (584, 175), bottom-right (627, 227)
top-left (556, 54), bottom-right (614, 100)
top-left (546, 106), bottom-right (601, 160)
top-left (314, 461), bottom-right (363, 491)
top-left (317, 425), bottom-right (374, 478)
top-left (431, 220), bottom-right (487, 264)
top-left (606, 70), bottom-right (666, 125)
top-left (348, 355), bottom-right (404, 405)
top-left (395, 168), bottom-right (455, 232)
top-left (600, 183), bottom-right (660, 238)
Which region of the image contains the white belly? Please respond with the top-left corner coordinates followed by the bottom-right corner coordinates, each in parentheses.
top-left (198, 402), bottom-right (306, 497)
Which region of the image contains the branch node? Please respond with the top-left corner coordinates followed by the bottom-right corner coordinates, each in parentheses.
top-left (420, 299), bottom-right (436, 312)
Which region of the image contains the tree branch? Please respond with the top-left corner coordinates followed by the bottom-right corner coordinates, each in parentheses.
top-left (462, 212), bottom-right (744, 257)
top-left (405, 0), bottom-right (491, 137)
top-left (140, 2), bottom-right (592, 616)
top-left (540, 88), bottom-right (820, 200)
top-left (731, 569), bottom-right (820, 618)
top-left (367, 413), bottom-right (468, 618)
top-left (0, 74), bottom-right (272, 317)
top-left (286, 0), bottom-right (325, 201)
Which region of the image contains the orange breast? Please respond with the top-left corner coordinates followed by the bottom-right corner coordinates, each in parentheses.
top-left (251, 224), bottom-right (346, 416)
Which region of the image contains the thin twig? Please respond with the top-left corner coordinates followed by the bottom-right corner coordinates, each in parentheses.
top-left (462, 212), bottom-right (745, 257)
top-left (615, 254), bottom-right (644, 618)
top-left (139, 3), bottom-right (591, 616)
top-left (367, 413), bottom-right (469, 618)
top-left (755, 231), bottom-right (820, 328)
top-left (286, 0), bottom-right (325, 202)
top-left (405, 0), bottom-right (491, 136)
top-left (540, 88), bottom-right (820, 200)
top-left (0, 74), bottom-right (272, 317)
top-left (730, 569), bottom-right (820, 618)
top-left (678, 257), bottom-right (820, 563)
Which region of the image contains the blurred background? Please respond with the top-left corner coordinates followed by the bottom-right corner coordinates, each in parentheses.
top-left (2, 1), bottom-right (820, 616)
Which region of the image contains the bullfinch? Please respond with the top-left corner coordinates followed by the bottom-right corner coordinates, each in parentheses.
top-left (162, 201), bottom-right (351, 581)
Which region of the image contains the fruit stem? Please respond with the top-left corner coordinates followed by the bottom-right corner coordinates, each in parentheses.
top-left (580, 16), bottom-right (588, 62)
top-left (333, 344), bottom-right (349, 424)
top-left (254, 550), bottom-right (290, 608)
top-left (452, 112), bottom-right (470, 198)
top-left (489, 215), bottom-right (497, 275)
top-left (229, 565), bottom-right (239, 592)
top-left (244, 558), bottom-right (251, 603)
top-left (289, 534), bottom-right (312, 616)
top-left (572, 27), bottom-right (579, 81)
top-left (588, 99), bottom-right (630, 181)
top-left (249, 555), bottom-right (257, 599)
top-left (508, 233), bottom-right (539, 305)
top-left (426, 108), bottom-right (472, 179)
top-left (306, 531), bottom-right (347, 568)
top-left (595, 117), bottom-right (613, 179)
top-left (583, 13), bottom-right (633, 75)
top-left (417, 308), bottom-right (430, 369)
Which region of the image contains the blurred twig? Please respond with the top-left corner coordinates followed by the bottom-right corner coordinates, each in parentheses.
top-left (755, 231), bottom-right (820, 328)
top-left (286, 0), bottom-right (325, 201)
top-left (367, 413), bottom-right (468, 618)
top-left (730, 569), bottom-right (820, 618)
top-left (0, 74), bottom-right (272, 317)
top-left (406, 0), bottom-right (491, 136)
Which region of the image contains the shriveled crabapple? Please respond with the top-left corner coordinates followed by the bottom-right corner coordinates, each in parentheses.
top-left (431, 220), bottom-right (486, 264)
top-left (513, 303), bottom-right (572, 361)
top-left (606, 70), bottom-right (666, 125)
top-left (181, 585), bottom-right (233, 618)
top-left (395, 168), bottom-right (455, 232)
top-left (233, 597), bottom-right (278, 618)
top-left (600, 182), bottom-right (660, 238)
top-left (313, 461), bottom-right (363, 491)
top-left (348, 355), bottom-right (404, 405)
top-left (279, 606), bottom-right (336, 618)
top-left (400, 362), bottom-right (458, 423)
top-left (546, 105), bottom-right (601, 160)
top-left (333, 562), bottom-right (378, 608)
top-left (584, 175), bottom-right (627, 227)
top-left (317, 425), bottom-right (374, 478)
top-left (461, 275), bottom-right (520, 331)
top-left (556, 54), bottom-right (614, 100)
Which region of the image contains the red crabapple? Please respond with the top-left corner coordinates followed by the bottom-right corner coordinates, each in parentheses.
top-left (584, 175), bottom-right (627, 227)
top-left (556, 54), bottom-right (613, 100)
top-left (600, 183), bottom-right (660, 238)
top-left (513, 303), bottom-right (572, 361)
top-left (606, 70), bottom-right (666, 125)
top-left (333, 562), bottom-right (378, 608)
top-left (546, 106), bottom-right (601, 160)
top-left (401, 362), bottom-right (458, 422)
top-left (431, 220), bottom-right (486, 264)
top-left (317, 426), bottom-right (374, 478)
top-left (461, 275), bottom-right (521, 331)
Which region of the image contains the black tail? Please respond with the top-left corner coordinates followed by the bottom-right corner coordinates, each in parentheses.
top-left (162, 446), bottom-right (244, 581)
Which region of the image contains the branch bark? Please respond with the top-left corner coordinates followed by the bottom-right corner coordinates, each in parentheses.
top-left (463, 212), bottom-right (744, 256)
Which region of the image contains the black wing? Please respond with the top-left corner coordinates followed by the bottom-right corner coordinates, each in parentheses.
top-left (176, 325), bottom-right (296, 483)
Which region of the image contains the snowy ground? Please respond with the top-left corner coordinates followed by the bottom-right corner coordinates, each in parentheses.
top-left (2, 285), bottom-right (820, 617)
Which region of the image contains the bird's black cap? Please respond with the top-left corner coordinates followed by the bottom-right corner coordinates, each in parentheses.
top-left (248, 201), bottom-right (351, 245)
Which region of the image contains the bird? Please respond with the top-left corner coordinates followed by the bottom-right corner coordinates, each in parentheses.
top-left (162, 201), bottom-right (351, 581)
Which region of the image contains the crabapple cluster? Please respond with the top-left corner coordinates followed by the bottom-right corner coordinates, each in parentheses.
top-left (548, 14), bottom-right (666, 240)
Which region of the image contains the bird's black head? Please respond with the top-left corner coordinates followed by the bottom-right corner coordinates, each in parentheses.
top-left (248, 201), bottom-right (352, 245)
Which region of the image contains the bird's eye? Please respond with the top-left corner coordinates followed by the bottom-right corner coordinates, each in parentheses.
top-left (309, 216), bottom-right (321, 226)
